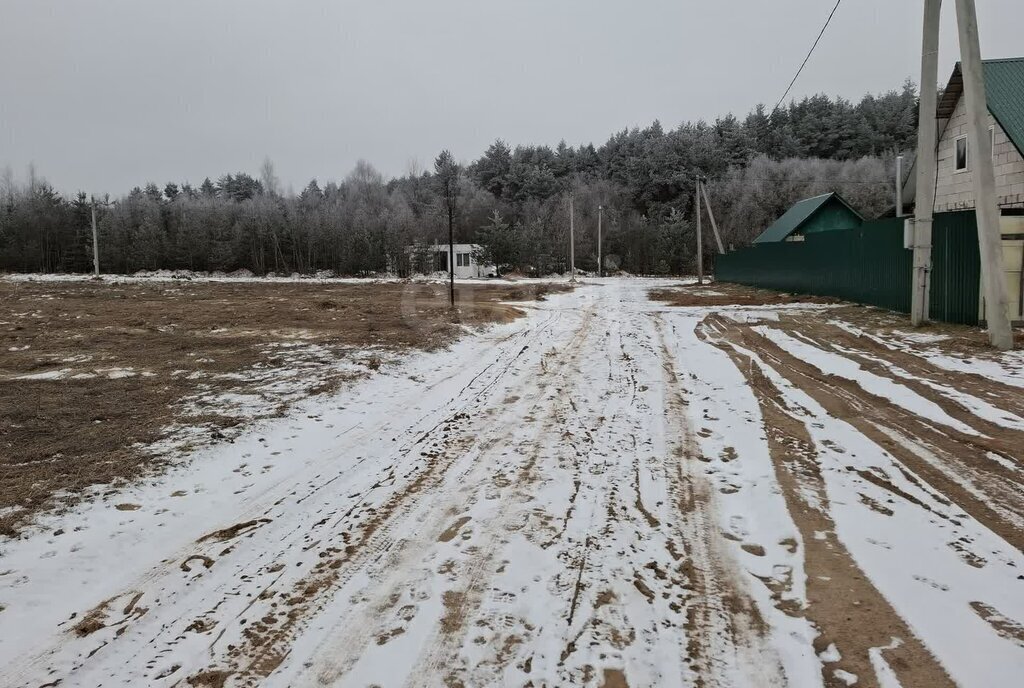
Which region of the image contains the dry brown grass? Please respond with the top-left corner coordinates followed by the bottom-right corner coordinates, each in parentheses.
top-left (0, 278), bottom-right (568, 535)
top-left (650, 281), bottom-right (839, 307)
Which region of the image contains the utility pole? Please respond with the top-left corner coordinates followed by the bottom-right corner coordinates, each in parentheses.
top-left (695, 175), bottom-right (703, 284)
top-left (448, 207), bottom-right (455, 308)
top-left (568, 191), bottom-right (576, 282)
top-left (698, 178), bottom-right (726, 254)
top-left (435, 150), bottom-right (458, 308)
top-left (90, 196), bottom-right (100, 277)
top-left (911, 0), bottom-right (941, 327)
top-left (597, 204), bottom-right (603, 278)
top-left (955, 0), bottom-right (1013, 349)
top-left (895, 155), bottom-right (904, 218)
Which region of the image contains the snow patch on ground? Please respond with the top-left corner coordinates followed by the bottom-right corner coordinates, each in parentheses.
top-left (832, 320), bottom-right (1024, 389)
top-left (757, 326), bottom-right (981, 436)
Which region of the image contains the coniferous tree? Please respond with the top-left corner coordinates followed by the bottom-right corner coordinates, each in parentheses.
top-left (0, 81), bottom-right (920, 276)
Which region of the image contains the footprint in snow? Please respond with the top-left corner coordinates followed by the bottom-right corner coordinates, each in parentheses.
top-left (912, 574), bottom-right (950, 592)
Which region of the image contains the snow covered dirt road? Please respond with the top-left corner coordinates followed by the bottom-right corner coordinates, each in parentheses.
top-left (1, 280), bottom-right (1022, 688)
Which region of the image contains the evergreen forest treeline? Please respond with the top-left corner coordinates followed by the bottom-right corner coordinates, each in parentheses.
top-left (0, 82), bottom-right (918, 276)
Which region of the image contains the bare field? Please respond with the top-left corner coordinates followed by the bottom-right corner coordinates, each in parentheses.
top-left (0, 278), bottom-right (567, 534)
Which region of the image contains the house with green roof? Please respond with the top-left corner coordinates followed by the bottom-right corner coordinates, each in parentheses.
top-left (922, 57), bottom-right (1024, 324)
top-left (752, 192), bottom-right (863, 244)
top-left (904, 57), bottom-right (1024, 215)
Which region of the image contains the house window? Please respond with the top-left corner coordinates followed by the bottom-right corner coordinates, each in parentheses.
top-left (990, 125), bottom-right (996, 159)
top-left (457, 253), bottom-right (470, 267)
top-left (955, 134), bottom-right (968, 172)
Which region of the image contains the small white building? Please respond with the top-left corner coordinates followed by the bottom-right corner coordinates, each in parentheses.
top-left (405, 242), bottom-right (495, 279)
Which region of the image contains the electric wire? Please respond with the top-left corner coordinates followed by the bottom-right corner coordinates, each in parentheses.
top-left (772, 0), bottom-right (843, 113)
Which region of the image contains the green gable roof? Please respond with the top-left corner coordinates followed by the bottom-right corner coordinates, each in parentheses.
top-left (937, 57), bottom-right (1024, 157)
top-left (752, 193), bottom-right (862, 244)
top-left (984, 58), bottom-right (1024, 157)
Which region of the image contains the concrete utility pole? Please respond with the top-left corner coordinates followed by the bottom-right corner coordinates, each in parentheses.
top-left (955, 0), bottom-right (1013, 349)
top-left (568, 192), bottom-right (576, 282)
top-left (90, 196), bottom-right (100, 276)
top-left (895, 155), bottom-right (904, 218)
top-left (911, 0), bottom-right (941, 326)
top-left (698, 179), bottom-right (726, 254)
top-left (597, 204), bottom-right (603, 278)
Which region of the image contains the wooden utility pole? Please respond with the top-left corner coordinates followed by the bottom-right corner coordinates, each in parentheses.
top-left (434, 150), bottom-right (458, 308)
top-left (90, 196), bottom-right (100, 277)
top-left (447, 205), bottom-right (455, 308)
top-left (698, 179), bottom-right (726, 254)
top-left (597, 204), bottom-right (603, 278)
top-left (911, 0), bottom-right (941, 326)
top-left (955, 0), bottom-right (1013, 349)
top-left (568, 192), bottom-right (576, 282)
top-left (895, 155), bottom-right (904, 218)
top-left (695, 176), bottom-right (703, 284)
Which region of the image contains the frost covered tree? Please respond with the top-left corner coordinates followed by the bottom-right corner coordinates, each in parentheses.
top-left (0, 80), bottom-right (920, 275)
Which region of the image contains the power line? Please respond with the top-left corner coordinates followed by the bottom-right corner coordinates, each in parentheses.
top-left (772, 0), bottom-right (843, 114)
top-left (741, 178), bottom-right (890, 184)
top-left (690, 172), bottom-right (891, 185)
top-left (687, 167), bottom-right (892, 185)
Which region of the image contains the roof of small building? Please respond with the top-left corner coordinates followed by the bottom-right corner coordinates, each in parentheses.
top-left (938, 57), bottom-right (1024, 157)
top-left (752, 192), bottom-right (863, 244)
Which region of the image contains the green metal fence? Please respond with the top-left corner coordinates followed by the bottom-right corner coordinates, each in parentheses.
top-left (715, 211), bottom-right (981, 325)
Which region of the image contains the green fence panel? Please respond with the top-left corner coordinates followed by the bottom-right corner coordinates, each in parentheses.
top-left (716, 211), bottom-right (980, 326)
top-left (930, 212), bottom-right (981, 325)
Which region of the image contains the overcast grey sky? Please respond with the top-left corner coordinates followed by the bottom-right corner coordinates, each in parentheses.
top-left (1, 0), bottom-right (1022, 194)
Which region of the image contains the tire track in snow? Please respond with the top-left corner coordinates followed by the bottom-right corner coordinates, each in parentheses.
top-left (651, 314), bottom-right (785, 688)
top-left (787, 315), bottom-right (1024, 422)
top-left (699, 316), bottom-right (956, 688)
top-left (414, 330), bottom-right (600, 686)
top-left (537, 311), bottom-right (660, 686)
top-left (704, 315), bottom-right (1024, 550)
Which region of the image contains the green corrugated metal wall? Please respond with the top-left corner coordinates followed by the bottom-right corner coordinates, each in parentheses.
top-left (715, 211), bottom-right (981, 325)
top-left (929, 211), bottom-right (981, 325)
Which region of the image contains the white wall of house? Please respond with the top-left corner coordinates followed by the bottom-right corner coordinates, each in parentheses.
top-left (983, 216), bottom-right (1024, 324)
top-left (934, 96), bottom-right (1024, 212)
top-left (447, 245), bottom-right (485, 279)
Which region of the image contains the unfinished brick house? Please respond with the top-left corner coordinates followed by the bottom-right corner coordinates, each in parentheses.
top-left (931, 57), bottom-right (1024, 213)
top-left (905, 57), bottom-right (1024, 323)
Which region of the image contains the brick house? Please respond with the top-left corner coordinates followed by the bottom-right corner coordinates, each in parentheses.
top-left (905, 57), bottom-right (1024, 323)
top-left (930, 58), bottom-right (1024, 213)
